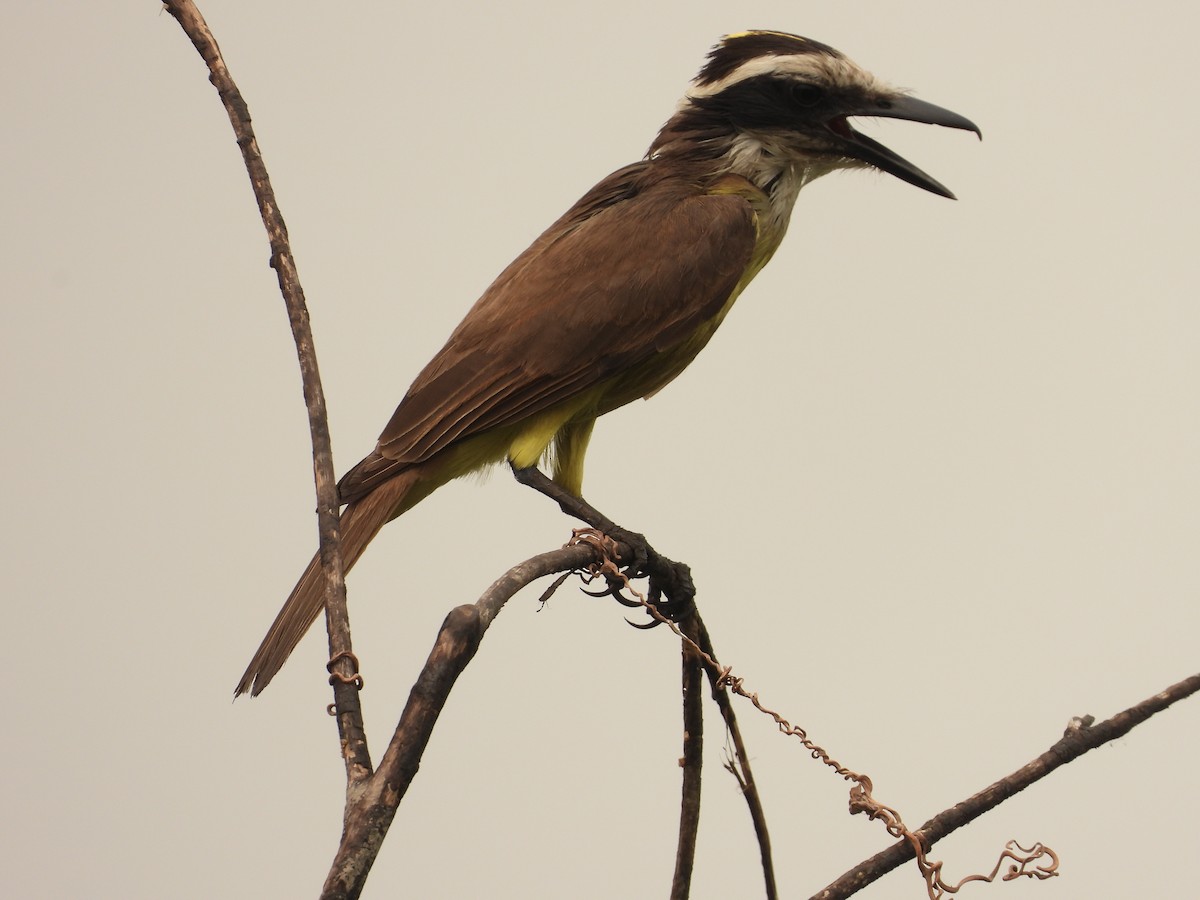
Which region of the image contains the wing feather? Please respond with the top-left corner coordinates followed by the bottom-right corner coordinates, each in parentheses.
top-left (339, 164), bottom-right (758, 502)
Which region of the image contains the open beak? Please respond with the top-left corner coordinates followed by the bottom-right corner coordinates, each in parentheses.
top-left (827, 95), bottom-right (981, 199)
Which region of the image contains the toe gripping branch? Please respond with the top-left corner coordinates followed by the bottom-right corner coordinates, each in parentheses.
top-left (509, 464), bottom-right (696, 626)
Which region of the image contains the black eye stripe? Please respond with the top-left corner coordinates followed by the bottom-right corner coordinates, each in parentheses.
top-left (790, 82), bottom-right (824, 107)
top-left (689, 74), bottom-right (842, 131)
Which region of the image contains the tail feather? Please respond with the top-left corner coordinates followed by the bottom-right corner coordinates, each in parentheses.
top-left (235, 470), bottom-right (420, 697)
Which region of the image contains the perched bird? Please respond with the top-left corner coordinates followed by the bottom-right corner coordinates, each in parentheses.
top-left (236, 30), bottom-right (979, 696)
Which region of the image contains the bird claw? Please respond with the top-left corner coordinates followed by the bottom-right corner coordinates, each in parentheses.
top-left (573, 521), bottom-right (696, 626)
top-left (582, 580), bottom-right (644, 608)
top-left (620, 545), bottom-right (696, 627)
top-left (612, 589), bottom-right (646, 608)
top-left (582, 577), bottom-right (650, 618)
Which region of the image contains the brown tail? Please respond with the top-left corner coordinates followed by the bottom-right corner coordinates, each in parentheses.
top-left (235, 470), bottom-right (420, 697)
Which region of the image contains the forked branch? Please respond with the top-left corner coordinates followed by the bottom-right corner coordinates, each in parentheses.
top-left (321, 542), bottom-right (620, 899)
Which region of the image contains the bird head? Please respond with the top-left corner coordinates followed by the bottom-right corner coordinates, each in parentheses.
top-left (653, 31), bottom-right (980, 199)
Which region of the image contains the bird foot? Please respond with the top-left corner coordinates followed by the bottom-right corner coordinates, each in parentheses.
top-left (600, 524), bottom-right (696, 627)
top-left (511, 464), bottom-right (696, 625)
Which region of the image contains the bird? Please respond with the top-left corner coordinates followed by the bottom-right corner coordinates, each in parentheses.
top-left (236, 30), bottom-right (979, 696)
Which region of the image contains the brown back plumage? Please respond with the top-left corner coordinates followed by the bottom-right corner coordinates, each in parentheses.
top-left (338, 162), bottom-right (757, 503)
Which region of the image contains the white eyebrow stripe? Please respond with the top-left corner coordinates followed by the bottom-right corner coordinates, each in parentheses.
top-left (685, 53), bottom-right (891, 102)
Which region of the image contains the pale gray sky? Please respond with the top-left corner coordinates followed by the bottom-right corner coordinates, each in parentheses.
top-left (3, 2), bottom-right (1197, 898)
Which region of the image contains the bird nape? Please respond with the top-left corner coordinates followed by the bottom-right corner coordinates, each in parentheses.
top-left (236, 29), bottom-right (979, 697)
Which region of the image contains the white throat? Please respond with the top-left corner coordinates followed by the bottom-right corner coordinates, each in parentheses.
top-left (723, 132), bottom-right (839, 237)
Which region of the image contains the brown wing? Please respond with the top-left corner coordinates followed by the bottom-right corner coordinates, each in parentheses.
top-left (338, 163), bottom-right (758, 502)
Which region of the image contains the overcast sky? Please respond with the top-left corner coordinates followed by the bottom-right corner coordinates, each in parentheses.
top-left (3, 2), bottom-right (1198, 898)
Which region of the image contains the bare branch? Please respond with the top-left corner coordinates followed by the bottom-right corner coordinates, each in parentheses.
top-left (323, 605), bottom-right (483, 900)
top-left (695, 619), bottom-right (777, 900)
top-left (321, 542), bottom-right (606, 898)
top-left (811, 671), bottom-right (1200, 900)
top-left (161, 0), bottom-right (368, 779)
top-left (671, 616), bottom-right (705, 900)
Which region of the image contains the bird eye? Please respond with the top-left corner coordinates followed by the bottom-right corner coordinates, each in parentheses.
top-left (789, 82), bottom-right (824, 107)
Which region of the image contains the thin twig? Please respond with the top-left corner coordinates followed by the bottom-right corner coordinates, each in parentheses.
top-left (161, 0), bottom-right (369, 781)
top-left (695, 618), bottom-right (777, 900)
top-left (811, 671), bottom-right (1200, 900)
top-left (671, 615), bottom-right (705, 900)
